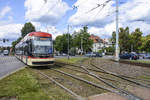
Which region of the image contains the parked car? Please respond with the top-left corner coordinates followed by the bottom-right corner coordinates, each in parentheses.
top-left (130, 53), bottom-right (139, 60)
top-left (85, 52), bottom-right (96, 57)
top-left (119, 53), bottom-right (139, 60)
top-left (143, 54), bottom-right (150, 59)
top-left (69, 53), bottom-right (75, 56)
top-left (62, 53), bottom-right (67, 56)
top-left (138, 53), bottom-right (145, 57)
top-left (95, 53), bottom-right (103, 57)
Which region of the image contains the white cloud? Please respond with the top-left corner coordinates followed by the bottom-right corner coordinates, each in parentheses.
top-left (119, 0), bottom-right (150, 23)
top-left (0, 16), bottom-right (13, 25)
top-left (25, 0), bottom-right (70, 25)
top-left (0, 6), bottom-right (13, 26)
top-left (0, 24), bottom-right (23, 40)
top-left (69, 0), bottom-right (115, 26)
top-left (47, 26), bottom-right (62, 39)
top-left (127, 21), bottom-right (150, 36)
top-left (40, 26), bottom-right (62, 39)
top-left (88, 27), bottom-right (105, 37)
top-left (73, 27), bottom-right (81, 32)
top-left (0, 6), bottom-right (11, 19)
top-left (69, 0), bottom-right (150, 37)
top-left (30, 22), bottom-right (62, 39)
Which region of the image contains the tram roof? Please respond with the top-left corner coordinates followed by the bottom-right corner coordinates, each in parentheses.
top-left (15, 32), bottom-right (52, 48)
top-left (28, 32), bottom-right (52, 37)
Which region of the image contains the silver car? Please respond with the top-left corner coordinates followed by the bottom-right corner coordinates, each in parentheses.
top-left (3, 50), bottom-right (9, 56)
top-left (143, 54), bottom-right (150, 59)
top-left (85, 52), bottom-right (96, 57)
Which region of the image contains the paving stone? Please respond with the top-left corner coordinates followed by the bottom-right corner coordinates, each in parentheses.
top-left (127, 85), bottom-right (150, 100)
top-left (88, 92), bottom-right (128, 100)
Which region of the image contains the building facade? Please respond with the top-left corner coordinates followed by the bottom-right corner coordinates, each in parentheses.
top-left (89, 34), bottom-right (112, 52)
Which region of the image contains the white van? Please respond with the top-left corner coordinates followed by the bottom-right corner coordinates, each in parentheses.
top-left (3, 50), bottom-right (9, 56)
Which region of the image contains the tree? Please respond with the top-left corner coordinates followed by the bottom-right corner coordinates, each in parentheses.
top-left (130, 28), bottom-right (143, 53)
top-left (73, 26), bottom-right (93, 53)
top-left (111, 27), bottom-right (131, 53)
top-left (105, 47), bottom-right (115, 55)
top-left (119, 27), bottom-right (130, 52)
top-left (11, 22), bottom-right (36, 53)
top-left (11, 37), bottom-right (22, 52)
top-left (54, 34), bottom-right (72, 53)
top-left (21, 22), bottom-right (36, 37)
top-left (141, 34), bottom-right (150, 52)
top-left (111, 31), bottom-right (116, 43)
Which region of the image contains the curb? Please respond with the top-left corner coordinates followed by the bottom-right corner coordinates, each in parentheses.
top-left (0, 66), bottom-right (26, 80)
top-left (110, 59), bottom-right (150, 68)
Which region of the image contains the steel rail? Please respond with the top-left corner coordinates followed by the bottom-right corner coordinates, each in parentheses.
top-left (90, 61), bottom-right (150, 89)
top-left (53, 68), bottom-right (142, 100)
top-left (62, 63), bottom-right (143, 100)
top-left (59, 61), bottom-right (143, 100)
top-left (88, 67), bottom-right (150, 83)
top-left (55, 62), bottom-right (120, 82)
top-left (38, 71), bottom-right (85, 100)
top-left (56, 62), bottom-right (142, 85)
top-left (79, 65), bottom-right (142, 100)
top-left (61, 66), bottom-right (116, 82)
top-left (55, 61), bottom-right (150, 83)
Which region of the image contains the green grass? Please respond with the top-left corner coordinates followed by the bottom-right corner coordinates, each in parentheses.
top-left (29, 68), bottom-right (76, 100)
top-left (0, 68), bottom-right (49, 100)
top-left (128, 60), bottom-right (150, 64)
top-left (137, 75), bottom-right (150, 80)
top-left (56, 57), bottom-right (87, 64)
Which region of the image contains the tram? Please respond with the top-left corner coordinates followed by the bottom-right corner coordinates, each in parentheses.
top-left (15, 32), bottom-right (54, 66)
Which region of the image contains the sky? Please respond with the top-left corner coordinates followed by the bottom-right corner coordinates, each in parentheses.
top-left (0, 0), bottom-right (150, 46)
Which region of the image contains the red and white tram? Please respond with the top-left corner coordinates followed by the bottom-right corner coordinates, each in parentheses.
top-left (15, 32), bottom-right (54, 66)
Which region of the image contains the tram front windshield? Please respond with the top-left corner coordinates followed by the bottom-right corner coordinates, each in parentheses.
top-left (32, 37), bottom-right (52, 55)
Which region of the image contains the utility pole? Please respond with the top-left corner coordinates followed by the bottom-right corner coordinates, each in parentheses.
top-left (67, 25), bottom-right (70, 60)
top-left (115, 0), bottom-right (119, 61)
top-left (81, 36), bottom-right (83, 55)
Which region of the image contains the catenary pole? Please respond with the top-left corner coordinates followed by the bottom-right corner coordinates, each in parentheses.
top-left (81, 36), bottom-right (83, 55)
top-left (115, 0), bottom-right (119, 61)
top-left (68, 25), bottom-right (70, 60)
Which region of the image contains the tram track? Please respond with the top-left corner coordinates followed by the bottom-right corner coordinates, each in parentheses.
top-left (38, 71), bottom-right (85, 100)
top-left (54, 63), bottom-right (143, 100)
top-left (28, 66), bottom-right (107, 100)
top-left (27, 59), bottom-right (150, 100)
top-left (55, 60), bottom-right (150, 87)
top-left (54, 59), bottom-right (150, 99)
top-left (89, 59), bottom-right (150, 88)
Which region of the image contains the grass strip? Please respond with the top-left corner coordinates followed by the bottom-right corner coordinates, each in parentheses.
top-left (0, 68), bottom-right (49, 100)
top-left (56, 57), bottom-right (87, 64)
top-left (129, 60), bottom-right (150, 64)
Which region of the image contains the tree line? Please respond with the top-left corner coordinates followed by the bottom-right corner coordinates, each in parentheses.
top-left (11, 22), bottom-right (150, 54)
top-left (54, 26), bottom-right (93, 54)
top-left (11, 23), bottom-right (93, 54)
top-left (111, 27), bottom-right (150, 53)
top-left (11, 22), bottom-right (36, 52)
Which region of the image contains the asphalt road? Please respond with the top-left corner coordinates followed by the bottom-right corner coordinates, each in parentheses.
top-left (0, 55), bottom-right (25, 79)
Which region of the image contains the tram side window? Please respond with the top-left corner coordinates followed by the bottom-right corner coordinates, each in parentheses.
top-left (24, 45), bottom-right (28, 56)
top-left (28, 40), bottom-right (32, 56)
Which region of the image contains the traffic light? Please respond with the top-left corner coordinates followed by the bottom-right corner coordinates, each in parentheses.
top-left (3, 39), bottom-right (5, 43)
top-left (2, 38), bottom-right (9, 43)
